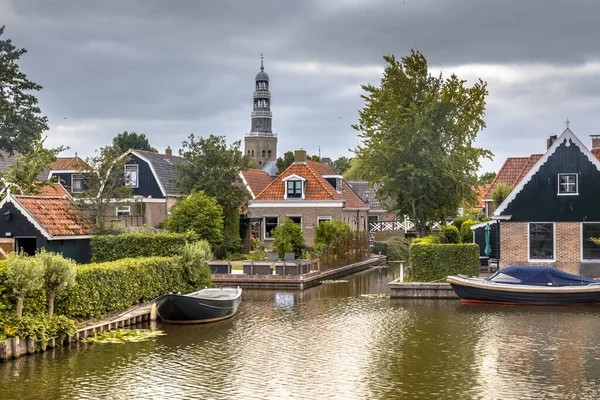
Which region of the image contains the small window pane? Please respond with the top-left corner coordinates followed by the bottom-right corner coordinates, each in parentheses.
top-left (529, 223), bottom-right (554, 260)
top-left (72, 175), bottom-right (83, 193)
top-left (583, 223), bottom-right (600, 260)
top-left (558, 173), bottom-right (577, 194)
top-left (125, 165), bottom-right (138, 187)
top-left (287, 180), bottom-right (303, 198)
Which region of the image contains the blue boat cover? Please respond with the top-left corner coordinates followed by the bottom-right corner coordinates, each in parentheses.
top-left (488, 266), bottom-right (598, 286)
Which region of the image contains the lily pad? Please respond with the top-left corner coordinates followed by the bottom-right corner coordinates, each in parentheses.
top-left (85, 329), bottom-right (166, 344)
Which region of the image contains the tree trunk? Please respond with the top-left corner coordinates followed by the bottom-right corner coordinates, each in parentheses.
top-left (48, 289), bottom-right (56, 317)
top-left (16, 296), bottom-right (23, 318)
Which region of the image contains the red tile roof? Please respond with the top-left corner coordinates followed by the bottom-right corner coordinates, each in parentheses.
top-left (13, 195), bottom-right (94, 237)
top-left (484, 155), bottom-right (542, 200)
top-left (255, 160), bottom-right (367, 209)
top-left (35, 183), bottom-right (71, 199)
top-left (240, 169), bottom-right (272, 199)
top-left (51, 156), bottom-right (91, 171)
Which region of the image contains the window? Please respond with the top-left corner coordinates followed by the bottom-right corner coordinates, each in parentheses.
top-left (368, 215), bottom-right (379, 224)
top-left (317, 216), bottom-right (332, 225)
top-left (72, 175), bottom-right (83, 193)
top-left (558, 173), bottom-right (578, 195)
top-left (529, 223), bottom-right (554, 261)
top-left (288, 216), bottom-right (302, 226)
top-left (582, 223), bottom-right (600, 260)
top-left (116, 206), bottom-right (131, 216)
top-left (264, 216), bottom-right (279, 239)
top-left (125, 164), bottom-right (138, 187)
top-left (262, 150), bottom-right (265, 158)
top-left (268, 150), bottom-right (272, 158)
top-left (287, 180), bottom-right (303, 199)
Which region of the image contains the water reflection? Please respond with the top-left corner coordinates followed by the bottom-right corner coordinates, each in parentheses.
top-left (2, 264), bottom-right (600, 399)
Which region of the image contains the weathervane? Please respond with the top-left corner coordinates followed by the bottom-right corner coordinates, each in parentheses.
top-left (566, 118), bottom-right (570, 129)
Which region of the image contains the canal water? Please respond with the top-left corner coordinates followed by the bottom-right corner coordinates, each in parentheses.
top-left (2, 264), bottom-right (600, 399)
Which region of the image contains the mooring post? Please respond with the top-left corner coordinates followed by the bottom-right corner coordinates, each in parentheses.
top-left (400, 261), bottom-right (404, 283)
top-left (150, 302), bottom-right (158, 322)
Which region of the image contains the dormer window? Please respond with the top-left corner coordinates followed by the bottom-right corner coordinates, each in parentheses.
top-left (323, 175), bottom-right (343, 193)
top-left (558, 173), bottom-right (578, 195)
top-left (125, 164), bottom-right (138, 188)
top-left (282, 174), bottom-right (306, 200)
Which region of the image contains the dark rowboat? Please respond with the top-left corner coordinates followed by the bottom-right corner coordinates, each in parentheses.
top-left (155, 287), bottom-right (242, 324)
top-left (447, 266), bottom-right (600, 305)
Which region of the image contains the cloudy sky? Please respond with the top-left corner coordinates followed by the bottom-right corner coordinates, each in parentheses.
top-left (3, 0), bottom-right (600, 173)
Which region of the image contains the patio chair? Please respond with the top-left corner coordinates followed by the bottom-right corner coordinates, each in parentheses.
top-left (267, 252), bottom-right (278, 262)
top-left (284, 252), bottom-right (295, 262)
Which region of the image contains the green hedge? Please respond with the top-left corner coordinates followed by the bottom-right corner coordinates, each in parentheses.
top-left (91, 231), bottom-right (199, 262)
top-left (386, 237), bottom-right (411, 262)
top-left (409, 243), bottom-right (479, 282)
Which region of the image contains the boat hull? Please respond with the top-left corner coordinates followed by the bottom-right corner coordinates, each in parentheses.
top-left (156, 288), bottom-right (242, 324)
top-left (447, 277), bottom-right (600, 305)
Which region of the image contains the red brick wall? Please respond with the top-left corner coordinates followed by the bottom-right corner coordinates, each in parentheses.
top-left (500, 222), bottom-right (581, 275)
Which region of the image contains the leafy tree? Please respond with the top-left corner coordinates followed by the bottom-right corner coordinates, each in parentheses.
top-left (6, 252), bottom-right (44, 317)
top-left (0, 26), bottom-right (49, 155)
top-left (315, 220), bottom-right (351, 247)
top-left (178, 134), bottom-right (251, 252)
top-left (179, 240), bottom-right (213, 288)
top-left (272, 218), bottom-right (305, 259)
top-left (478, 172), bottom-right (496, 185)
top-left (37, 250), bottom-right (76, 316)
top-left (330, 156), bottom-right (351, 175)
top-left (343, 157), bottom-right (367, 181)
top-left (491, 183), bottom-right (512, 208)
top-left (276, 151), bottom-right (295, 172)
top-left (1, 138), bottom-right (66, 196)
top-left (353, 51), bottom-right (491, 236)
top-left (112, 131), bottom-right (157, 153)
top-left (163, 190), bottom-right (224, 248)
top-left (77, 145), bottom-right (133, 233)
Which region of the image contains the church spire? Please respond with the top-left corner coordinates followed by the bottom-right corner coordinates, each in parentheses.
top-left (250, 54), bottom-right (273, 135)
top-left (260, 53), bottom-right (264, 71)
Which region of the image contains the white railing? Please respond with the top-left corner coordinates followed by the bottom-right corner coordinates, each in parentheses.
top-left (369, 217), bottom-right (442, 233)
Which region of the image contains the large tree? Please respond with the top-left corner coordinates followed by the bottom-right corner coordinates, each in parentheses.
top-left (112, 131), bottom-right (157, 153)
top-left (353, 51), bottom-right (492, 236)
top-left (178, 134), bottom-right (251, 253)
top-left (0, 26), bottom-right (48, 155)
top-left (477, 171), bottom-right (496, 185)
top-left (276, 151), bottom-right (295, 172)
top-left (330, 156), bottom-right (351, 175)
top-left (77, 145), bottom-right (133, 233)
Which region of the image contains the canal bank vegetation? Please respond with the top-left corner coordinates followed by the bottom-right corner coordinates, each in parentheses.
top-left (410, 241), bottom-right (479, 282)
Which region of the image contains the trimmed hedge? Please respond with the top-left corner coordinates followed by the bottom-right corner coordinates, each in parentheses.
top-left (410, 243), bottom-right (479, 282)
top-left (91, 231), bottom-right (199, 262)
top-left (460, 220), bottom-right (479, 243)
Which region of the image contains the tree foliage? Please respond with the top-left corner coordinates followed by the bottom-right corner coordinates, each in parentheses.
top-left (491, 183), bottom-right (512, 208)
top-left (272, 218), bottom-right (305, 259)
top-left (1, 138), bottom-right (66, 196)
top-left (179, 240), bottom-right (213, 288)
top-left (163, 190), bottom-right (224, 248)
top-left (178, 134), bottom-right (251, 252)
top-left (276, 151), bottom-right (295, 172)
top-left (38, 250), bottom-right (76, 316)
top-left (478, 171), bottom-right (496, 185)
top-left (0, 26), bottom-right (49, 155)
top-left (77, 145), bottom-right (133, 233)
top-left (6, 252), bottom-right (44, 317)
top-left (342, 157), bottom-right (367, 181)
top-left (314, 220), bottom-right (351, 247)
top-left (112, 131), bottom-right (157, 153)
top-left (330, 156), bottom-right (351, 175)
top-left (353, 51), bottom-right (492, 236)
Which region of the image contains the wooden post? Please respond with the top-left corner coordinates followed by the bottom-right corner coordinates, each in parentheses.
top-left (228, 261), bottom-right (232, 274)
top-left (0, 339), bottom-right (9, 362)
top-left (400, 261), bottom-right (404, 283)
top-left (12, 337), bottom-right (20, 358)
top-left (150, 303), bottom-right (158, 321)
top-left (26, 337), bottom-right (35, 354)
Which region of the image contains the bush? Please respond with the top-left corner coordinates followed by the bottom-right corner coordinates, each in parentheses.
top-left (440, 225), bottom-right (461, 244)
top-left (6, 253), bottom-right (45, 317)
top-left (179, 241), bottom-right (213, 287)
top-left (163, 190), bottom-right (224, 248)
top-left (491, 183), bottom-right (513, 208)
top-left (409, 243), bottom-right (479, 282)
top-left (272, 218), bottom-right (305, 259)
top-left (0, 314), bottom-right (76, 344)
top-left (451, 216), bottom-right (470, 231)
top-left (460, 220), bottom-right (480, 243)
top-left (315, 220), bottom-right (352, 247)
top-left (386, 237), bottom-right (411, 261)
top-left (91, 231), bottom-right (199, 262)
top-left (412, 235), bottom-right (441, 245)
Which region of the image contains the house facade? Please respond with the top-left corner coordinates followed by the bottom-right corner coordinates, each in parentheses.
top-left (47, 155), bottom-right (92, 195)
top-left (493, 127), bottom-right (600, 276)
top-left (0, 190), bottom-right (94, 263)
top-left (248, 150), bottom-right (368, 246)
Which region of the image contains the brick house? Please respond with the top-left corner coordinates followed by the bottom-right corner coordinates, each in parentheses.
top-left (493, 127), bottom-right (600, 276)
top-left (248, 150), bottom-right (369, 246)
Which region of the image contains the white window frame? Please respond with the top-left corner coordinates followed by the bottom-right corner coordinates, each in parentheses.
top-left (282, 174), bottom-right (306, 200)
top-left (125, 164), bottom-right (139, 188)
top-left (557, 173), bottom-right (578, 196)
top-left (580, 222), bottom-right (600, 262)
top-left (116, 206), bottom-right (131, 216)
top-left (317, 216), bottom-right (332, 225)
top-left (527, 222), bottom-right (556, 262)
top-left (263, 215), bottom-right (279, 240)
top-left (71, 174), bottom-right (84, 193)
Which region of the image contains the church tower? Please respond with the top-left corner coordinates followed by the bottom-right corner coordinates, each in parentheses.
top-left (245, 55), bottom-right (278, 173)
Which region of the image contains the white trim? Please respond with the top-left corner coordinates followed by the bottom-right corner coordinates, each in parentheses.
top-left (263, 215), bottom-right (279, 240)
top-left (557, 173), bottom-right (578, 196)
top-left (116, 205), bottom-right (131, 216)
top-left (238, 171), bottom-right (255, 199)
top-left (47, 169), bottom-right (88, 180)
top-left (495, 128), bottom-right (600, 216)
top-left (317, 216), bottom-right (332, 225)
top-left (580, 222), bottom-right (600, 262)
top-left (492, 215), bottom-right (512, 220)
top-left (249, 201), bottom-right (345, 208)
top-left (469, 220), bottom-right (498, 230)
top-left (6, 195), bottom-right (52, 240)
top-left (50, 235), bottom-right (92, 240)
top-left (124, 164), bottom-right (139, 188)
top-left (527, 222), bottom-right (556, 262)
top-left (281, 174), bottom-right (306, 182)
top-left (283, 175), bottom-right (306, 200)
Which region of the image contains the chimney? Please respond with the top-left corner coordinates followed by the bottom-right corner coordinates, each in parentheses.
top-left (591, 135), bottom-right (600, 150)
top-left (294, 149), bottom-right (307, 163)
top-left (321, 157), bottom-right (332, 166)
top-left (165, 146), bottom-right (172, 159)
top-left (547, 135), bottom-right (557, 149)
